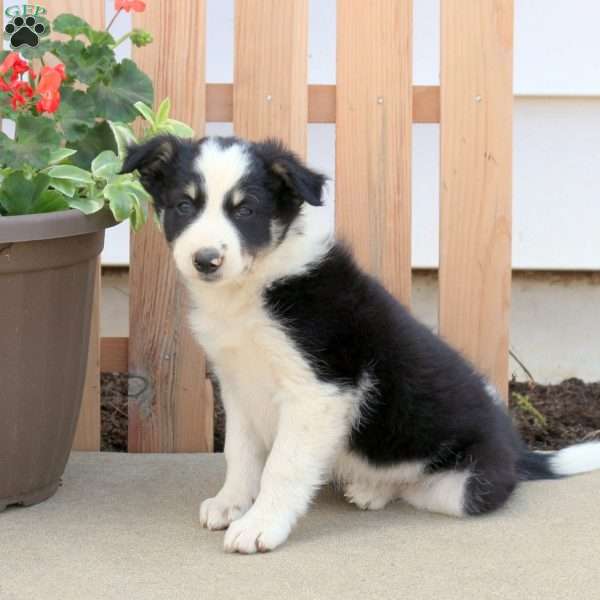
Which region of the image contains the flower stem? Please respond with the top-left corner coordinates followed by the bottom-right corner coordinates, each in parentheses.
top-left (106, 8), bottom-right (122, 32)
top-left (112, 32), bottom-right (132, 48)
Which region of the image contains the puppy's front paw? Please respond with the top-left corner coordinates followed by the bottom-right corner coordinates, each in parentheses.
top-left (223, 510), bottom-right (292, 554)
top-left (199, 495), bottom-right (252, 531)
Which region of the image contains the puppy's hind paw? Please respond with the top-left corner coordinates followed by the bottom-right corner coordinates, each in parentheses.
top-left (344, 482), bottom-right (394, 511)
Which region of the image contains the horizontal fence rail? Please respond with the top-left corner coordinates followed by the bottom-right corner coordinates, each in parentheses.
top-left (73, 0), bottom-right (513, 453)
top-left (206, 84), bottom-right (440, 123)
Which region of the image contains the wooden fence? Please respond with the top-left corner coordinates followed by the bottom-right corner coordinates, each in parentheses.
top-left (67, 0), bottom-right (513, 453)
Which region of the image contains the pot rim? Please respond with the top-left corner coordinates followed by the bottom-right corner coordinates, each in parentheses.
top-left (0, 207), bottom-right (118, 243)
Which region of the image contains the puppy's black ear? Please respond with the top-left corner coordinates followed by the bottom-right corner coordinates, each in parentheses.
top-left (120, 135), bottom-right (180, 191)
top-left (255, 139), bottom-right (325, 207)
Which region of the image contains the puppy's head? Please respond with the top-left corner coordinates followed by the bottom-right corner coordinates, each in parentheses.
top-left (121, 135), bottom-right (325, 284)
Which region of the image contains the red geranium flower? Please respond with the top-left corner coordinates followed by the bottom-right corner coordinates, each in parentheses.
top-left (34, 68), bottom-right (64, 113)
top-left (35, 90), bottom-right (61, 113)
top-left (115, 0), bottom-right (146, 12)
top-left (0, 53), bottom-right (15, 76)
top-left (9, 81), bottom-right (33, 110)
top-left (0, 53), bottom-right (32, 108)
top-left (0, 52), bottom-right (29, 79)
top-left (39, 64), bottom-right (67, 82)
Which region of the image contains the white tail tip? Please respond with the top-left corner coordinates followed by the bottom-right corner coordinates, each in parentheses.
top-left (550, 441), bottom-right (600, 476)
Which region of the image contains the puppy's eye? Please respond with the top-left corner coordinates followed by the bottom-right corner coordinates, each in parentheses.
top-left (234, 205), bottom-right (253, 218)
top-left (176, 199), bottom-right (195, 216)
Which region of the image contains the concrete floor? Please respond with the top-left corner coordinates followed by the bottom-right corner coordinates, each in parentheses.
top-left (102, 269), bottom-right (600, 383)
top-left (1, 452), bottom-right (599, 600)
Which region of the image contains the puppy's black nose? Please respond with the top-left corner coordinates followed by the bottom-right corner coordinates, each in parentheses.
top-left (193, 248), bottom-right (224, 274)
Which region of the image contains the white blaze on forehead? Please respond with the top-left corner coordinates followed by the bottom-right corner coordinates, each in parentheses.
top-left (172, 139), bottom-right (251, 283)
top-left (195, 139), bottom-right (250, 208)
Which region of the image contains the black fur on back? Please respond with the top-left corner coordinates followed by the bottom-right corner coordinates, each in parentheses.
top-left (264, 243), bottom-right (548, 515)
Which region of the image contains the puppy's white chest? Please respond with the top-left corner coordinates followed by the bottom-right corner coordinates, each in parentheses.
top-left (188, 295), bottom-right (296, 447)
top-left (218, 343), bottom-right (281, 448)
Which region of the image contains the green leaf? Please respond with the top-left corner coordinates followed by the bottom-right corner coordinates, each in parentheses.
top-left (91, 150), bottom-right (121, 179)
top-left (121, 179), bottom-right (151, 203)
top-left (0, 133), bottom-right (17, 168)
top-left (68, 121), bottom-right (118, 170)
top-left (52, 40), bottom-right (115, 85)
top-left (47, 165), bottom-right (93, 185)
top-left (104, 183), bottom-right (134, 222)
top-left (53, 14), bottom-right (90, 38)
top-left (33, 190), bottom-right (70, 213)
top-left (0, 98), bottom-right (11, 119)
top-left (108, 122), bottom-right (138, 159)
top-left (68, 195), bottom-right (105, 215)
top-left (48, 147), bottom-right (78, 165)
top-left (55, 88), bottom-right (97, 142)
top-left (130, 196), bottom-right (148, 230)
top-left (161, 119), bottom-right (195, 138)
top-left (52, 14), bottom-right (115, 46)
top-left (49, 177), bottom-right (76, 197)
top-left (3, 115), bottom-right (62, 170)
top-left (134, 101), bottom-right (156, 127)
top-left (102, 178), bottom-right (150, 227)
top-left (155, 98), bottom-right (171, 125)
top-left (139, 97), bottom-right (194, 137)
top-left (86, 29), bottom-right (116, 46)
top-left (19, 39), bottom-right (55, 61)
top-left (89, 59), bottom-right (153, 122)
top-left (0, 172), bottom-right (51, 215)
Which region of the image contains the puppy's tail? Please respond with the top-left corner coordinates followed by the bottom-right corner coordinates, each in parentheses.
top-left (518, 441), bottom-right (600, 481)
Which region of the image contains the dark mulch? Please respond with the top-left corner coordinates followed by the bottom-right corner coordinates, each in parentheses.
top-left (210, 374), bottom-right (226, 453)
top-left (101, 374), bottom-right (600, 453)
top-left (100, 373), bottom-right (128, 452)
top-left (509, 378), bottom-right (600, 450)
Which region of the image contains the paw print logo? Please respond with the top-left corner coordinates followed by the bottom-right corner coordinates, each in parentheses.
top-left (4, 14), bottom-right (50, 49)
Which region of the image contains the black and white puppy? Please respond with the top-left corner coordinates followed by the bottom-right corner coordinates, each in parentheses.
top-left (122, 135), bottom-right (600, 554)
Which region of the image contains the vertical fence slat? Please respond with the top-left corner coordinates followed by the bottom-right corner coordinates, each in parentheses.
top-left (336, 0), bottom-right (413, 305)
top-left (130, 1), bottom-right (212, 452)
top-left (46, 1), bottom-right (104, 30)
top-left (439, 1), bottom-right (513, 398)
top-left (234, 0), bottom-right (308, 154)
top-left (55, 1), bottom-right (105, 452)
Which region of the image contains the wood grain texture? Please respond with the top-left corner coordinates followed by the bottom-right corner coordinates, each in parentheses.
top-left (439, 0), bottom-right (513, 398)
top-left (207, 84), bottom-right (439, 124)
top-left (131, 1), bottom-right (213, 452)
top-left (59, 1), bottom-right (104, 452)
top-left (45, 0), bottom-right (104, 26)
top-left (73, 262), bottom-right (101, 450)
top-left (336, 0), bottom-right (413, 305)
top-left (234, 0), bottom-right (308, 154)
top-left (100, 337), bottom-right (129, 373)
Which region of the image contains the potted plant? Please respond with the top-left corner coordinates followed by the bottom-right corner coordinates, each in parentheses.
top-left (0, 3), bottom-right (193, 510)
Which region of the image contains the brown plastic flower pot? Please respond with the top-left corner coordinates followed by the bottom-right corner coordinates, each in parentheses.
top-left (0, 208), bottom-right (116, 511)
